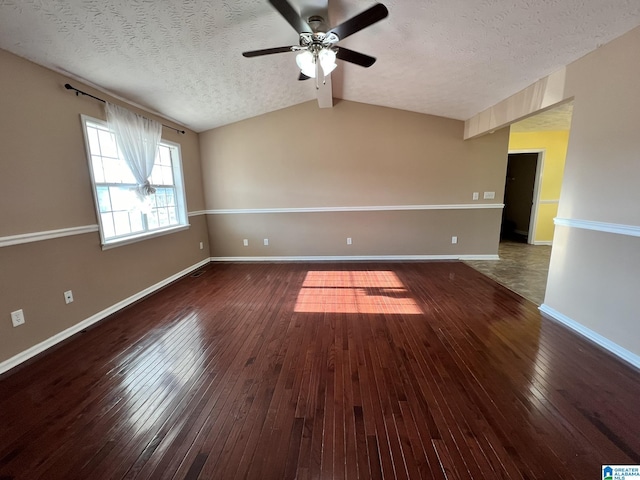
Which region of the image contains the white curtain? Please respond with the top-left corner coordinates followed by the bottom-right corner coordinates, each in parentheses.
top-left (105, 102), bottom-right (162, 204)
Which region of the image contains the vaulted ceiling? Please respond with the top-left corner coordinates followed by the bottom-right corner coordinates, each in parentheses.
top-left (1, 0), bottom-right (639, 132)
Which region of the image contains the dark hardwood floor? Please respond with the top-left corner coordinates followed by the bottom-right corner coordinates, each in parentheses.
top-left (1, 262), bottom-right (639, 479)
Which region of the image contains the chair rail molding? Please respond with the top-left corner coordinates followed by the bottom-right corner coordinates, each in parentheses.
top-left (0, 225), bottom-right (99, 248)
top-left (554, 217), bottom-right (640, 238)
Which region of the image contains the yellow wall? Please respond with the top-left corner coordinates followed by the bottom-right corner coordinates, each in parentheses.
top-left (508, 130), bottom-right (569, 242)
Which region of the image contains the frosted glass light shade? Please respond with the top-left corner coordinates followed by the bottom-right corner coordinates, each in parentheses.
top-left (296, 50), bottom-right (316, 78)
top-left (319, 49), bottom-right (337, 76)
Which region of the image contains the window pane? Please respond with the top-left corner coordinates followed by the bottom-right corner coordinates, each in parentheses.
top-left (162, 166), bottom-right (173, 185)
top-left (109, 186), bottom-right (135, 211)
top-left (91, 156), bottom-right (105, 183)
top-left (103, 158), bottom-right (123, 183)
top-left (87, 127), bottom-right (101, 156)
top-left (98, 129), bottom-right (119, 158)
top-left (168, 206), bottom-right (177, 224)
top-left (159, 146), bottom-right (171, 166)
top-left (101, 212), bottom-right (116, 239)
top-left (119, 161), bottom-right (136, 184)
top-left (155, 189), bottom-right (166, 207)
top-left (155, 207), bottom-right (167, 227)
top-left (147, 210), bottom-right (159, 230)
top-left (150, 165), bottom-right (163, 185)
top-left (165, 189), bottom-right (175, 206)
top-left (113, 211), bottom-right (131, 236)
top-left (96, 186), bottom-right (111, 213)
top-left (129, 211), bottom-right (144, 233)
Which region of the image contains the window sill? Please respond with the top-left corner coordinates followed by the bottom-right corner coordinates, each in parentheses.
top-left (101, 224), bottom-right (190, 250)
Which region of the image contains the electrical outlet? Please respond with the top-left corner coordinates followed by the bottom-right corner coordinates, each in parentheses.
top-left (263, 238), bottom-right (269, 246)
top-left (472, 192), bottom-right (479, 200)
top-left (11, 309), bottom-right (25, 327)
top-left (347, 237), bottom-right (352, 245)
top-left (451, 236), bottom-right (458, 244)
top-left (199, 241), bottom-right (204, 250)
top-left (64, 290), bottom-right (74, 304)
top-left (243, 239), bottom-right (249, 247)
top-left (483, 191), bottom-right (495, 200)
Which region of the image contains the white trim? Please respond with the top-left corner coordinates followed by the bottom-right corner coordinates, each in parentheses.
top-left (459, 255), bottom-right (500, 261)
top-left (188, 210), bottom-right (206, 217)
top-left (539, 199), bottom-right (560, 204)
top-left (0, 258), bottom-right (210, 375)
top-left (533, 241), bottom-right (553, 246)
top-left (205, 204), bottom-right (505, 215)
top-left (0, 225), bottom-right (99, 248)
top-left (539, 304), bottom-right (640, 371)
top-left (508, 149), bottom-right (545, 245)
top-left (210, 254), bottom-right (500, 262)
top-left (554, 217), bottom-right (640, 238)
top-left (101, 224), bottom-right (190, 250)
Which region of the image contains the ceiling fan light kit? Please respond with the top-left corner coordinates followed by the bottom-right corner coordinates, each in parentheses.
top-left (242, 0), bottom-right (388, 82)
top-left (295, 47), bottom-right (337, 79)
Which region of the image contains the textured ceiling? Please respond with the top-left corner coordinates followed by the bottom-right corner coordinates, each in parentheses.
top-left (1, 0), bottom-right (640, 132)
top-left (511, 101), bottom-right (574, 132)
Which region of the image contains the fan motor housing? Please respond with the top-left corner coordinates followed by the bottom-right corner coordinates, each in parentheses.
top-left (307, 15), bottom-right (328, 33)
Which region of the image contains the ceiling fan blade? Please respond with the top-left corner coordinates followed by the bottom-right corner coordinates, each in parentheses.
top-left (328, 3), bottom-right (388, 41)
top-left (336, 47), bottom-right (376, 67)
top-left (298, 72), bottom-right (311, 81)
top-left (268, 0), bottom-right (312, 33)
top-left (242, 46), bottom-right (295, 57)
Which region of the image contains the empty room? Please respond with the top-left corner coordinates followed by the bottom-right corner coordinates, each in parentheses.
top-left (1, 1), bottom-right (639, 479)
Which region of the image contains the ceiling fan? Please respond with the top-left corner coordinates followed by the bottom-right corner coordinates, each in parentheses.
top-left (242, 0), bottom-right (388, 83)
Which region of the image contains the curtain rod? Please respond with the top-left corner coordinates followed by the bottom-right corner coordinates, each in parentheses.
top-left (64, 83), bottom-right (186, 134)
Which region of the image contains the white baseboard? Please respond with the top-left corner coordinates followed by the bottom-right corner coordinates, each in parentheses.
top-left (0, 258), bottom-right (210, 376)
top-left (459, 255), bottom-right (500, 261)
top-left (210, 254), bottom-right (500, 262)
top-left (539, 304), bottom-right (640, 371)
top-left (533, 241), bottom-right (553, 246)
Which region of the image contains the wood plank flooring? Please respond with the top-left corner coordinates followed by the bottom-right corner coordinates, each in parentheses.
top-left (1, 262), bottom-right (639, 479)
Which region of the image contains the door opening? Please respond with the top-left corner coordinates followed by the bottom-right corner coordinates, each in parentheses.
top-left (501, 151), bottom-right (543, 244)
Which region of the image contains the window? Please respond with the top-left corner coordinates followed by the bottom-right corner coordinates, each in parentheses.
top-left (81, 115), bottom-right (188, 248)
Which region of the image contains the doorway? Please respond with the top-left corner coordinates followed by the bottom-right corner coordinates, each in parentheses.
top-left (501, 151), bottom-right (543, 244)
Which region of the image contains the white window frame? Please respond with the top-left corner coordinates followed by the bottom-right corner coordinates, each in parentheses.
top-left (81, 114), bottom-right (189, 249)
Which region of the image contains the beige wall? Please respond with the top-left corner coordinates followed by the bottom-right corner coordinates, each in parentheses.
top-left (544, 26), bottom-right (640, 357)
top-left (200, 100), bottom-right (509, 257)
top-left (0, 49), bottom-right (210, 366)
top-left (207, 209), bottom-right (501, 258)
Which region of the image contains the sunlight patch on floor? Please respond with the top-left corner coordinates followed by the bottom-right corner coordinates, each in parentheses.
top-left (295, 271), bottom-right (423, 314)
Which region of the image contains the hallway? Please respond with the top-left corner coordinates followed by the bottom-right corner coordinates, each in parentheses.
top-left (464, 241), bottom-right (552, 305)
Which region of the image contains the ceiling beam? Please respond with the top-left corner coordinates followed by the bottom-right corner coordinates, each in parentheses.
top-left (316, 72), bottom-right (333, 108)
